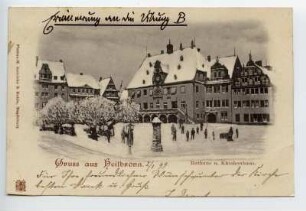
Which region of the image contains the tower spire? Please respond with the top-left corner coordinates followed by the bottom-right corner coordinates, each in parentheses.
top-left (249, 50), bottom-right (252, 61)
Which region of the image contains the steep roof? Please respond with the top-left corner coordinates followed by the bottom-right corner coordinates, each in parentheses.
top-left (99, 77), bottom-right (111, 95)
top-left (127, 48), bottom-right (207, 89)
top-left (207, 55), bottom-right (238, 78)
top-left (66, 73), bottom-right (100, 89)
top-left (254, 64), bottom-right (276, 83)
top-left (34, 59), bottom-right (66, 83)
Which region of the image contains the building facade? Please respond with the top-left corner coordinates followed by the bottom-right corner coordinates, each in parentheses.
top-left (66, 72), bottom-right (100, 101)
top-left (99, 77), bottom-right (120, 102)
top-left (231, 54), bottom-right (274, 124)
top-left (34, 58), bottom-right (119, 109)
top-left (126, 41), bottom-right (274, 124)
top-left (34, 59), bottom-right (69, 109)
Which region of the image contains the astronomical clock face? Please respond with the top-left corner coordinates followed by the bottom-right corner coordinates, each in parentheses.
top-left (155, 75), bottom-right (161, 83)
top-left (153, 72), bottom-right (162, 86)
top-left (153, 86), bottom-right (163, 98)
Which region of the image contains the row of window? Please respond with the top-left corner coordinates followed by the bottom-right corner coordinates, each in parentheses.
top-left (39, 74), bottom-right (65, 81)
top-left (235, 77), bottom-right (269, 86)
top-left (136, 86), bottom-right (186, 98)
top-left (36, 92), bottom-right (66, 98)
top-left (233, 87), bottom-right (269, 94)
top-left (206, 99), bottom-right (230, 108)
top-left (142, 101), bottom-right (179, 110)
top-left (71, 88), bottom-right (95, 94)
top-left (212, 70), bottom-right (227, 79)
top-left (235, 113), bottom-right (270, 123)
top-left (134, 84), bottom-right (270, 98)
top-left (41, 84), bottom-right (65, 89)
top-left (35, 102), bottom-right (47, 108)
top-left (233, 100), bottom-right (269, 108)
top-left (240, 68), bottom-right (262, 76)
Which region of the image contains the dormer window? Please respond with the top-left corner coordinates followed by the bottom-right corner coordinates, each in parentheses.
top-left (177, 64), bottom-right (181, 70)
top-left (142, 80), bottom-right (146, 84)
top-left (60, 76), bottom-right (65, 80)
top-left (146, 70), bottom-right (149, 75)
top-left (180, 55), bottom-right (184, 61)
top-left (54, 76), bottom-right (58, 80)
top-left (39, 63), bottom-right (52, 80)
top-left (202, 64), bottom-right (204, 68)
top-left (149, 62), bottom-right (152, 67)
top-left (174, 74), bottom-right (177, 80)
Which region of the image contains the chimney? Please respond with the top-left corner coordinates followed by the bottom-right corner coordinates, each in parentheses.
top-left (147, 53), bottom-right (151, 57)
top-left (167, 39), bottom-right (173, 54)
top-left (80, 72), bottom-right (83, 75)
top-left (207, 55), bottom-right (211, 62)
top-left (191, 39), bottom-right (195, 49)
top-left (99, 76), bottom-right (103, 82)
top-left (35, 56), bottom-right (39, 67)
top-left (161, 50), bottom-right (164, 54)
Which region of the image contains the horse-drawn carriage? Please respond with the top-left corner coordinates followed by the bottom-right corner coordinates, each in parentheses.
top-left (219, 127), bottom-right (234, 141)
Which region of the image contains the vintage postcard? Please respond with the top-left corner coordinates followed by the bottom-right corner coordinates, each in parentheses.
top-left (6, 7), bottom-right (293, 196)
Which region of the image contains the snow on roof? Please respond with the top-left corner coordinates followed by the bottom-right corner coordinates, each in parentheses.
top-left (99, 77), bottom-right (111, 95)
top-left (127, 48), bottom-right (208, 89)
top-left (35, 59), bottom-right (66, 83)
top-left (208, 55), bottom-right (238, 78)
top-left (255, 64), bottom-right (276, 83)
top-left (66, 73), bottom-right (100, 89)
top-left (206, 79), bottom-right (231, 84)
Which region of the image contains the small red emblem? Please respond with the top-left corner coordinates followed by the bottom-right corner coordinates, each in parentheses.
top-left (15, 179), bottom-right (26, 192)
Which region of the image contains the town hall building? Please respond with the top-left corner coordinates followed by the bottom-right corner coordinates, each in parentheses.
top-left (126, 40), bottom-right (274, 124)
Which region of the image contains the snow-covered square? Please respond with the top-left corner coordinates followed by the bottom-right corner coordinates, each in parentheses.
top-left (38, 122), bottom-right (267, 160)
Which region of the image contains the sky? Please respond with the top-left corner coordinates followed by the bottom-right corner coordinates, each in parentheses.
top-left (39, 20), bottom-right (268, 88)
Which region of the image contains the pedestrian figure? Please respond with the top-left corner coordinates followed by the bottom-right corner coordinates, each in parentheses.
top-left (191, 128), bottom-right (195, 140)
top-left (171, 124), bottom-right (177, 141)
top-left (227, 127), bottom-right (234, 141)
top-left (204, 128), bottom-right (208, 139)
top-left (186, 130), bottom-right (190, 142)
top-left (236, 128), bottom-right (239, 138)
top-left (212, 131), bottom-right (215, 141)
top-left (182, 125), bottom-right (185, 134)
top-left (179, 119), bottom-right (183, 129)
top-left (121, 126), bottom-right (126, 143)
top-left (200, 122), bottom-right (203, 131)
top-left (106, 129), bottom-right (111, 143)
top-left (196, 127), bottom-right (199, 134)
top-left (71, 123), bottom-right (76, 136)
top-left (173, 129), bottom-right (177, 141)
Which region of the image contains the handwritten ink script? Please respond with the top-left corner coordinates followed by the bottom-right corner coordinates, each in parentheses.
top-left (33, 158), bottom-right (289, 196)
top-left (42, 9), bottom-right (187, 35)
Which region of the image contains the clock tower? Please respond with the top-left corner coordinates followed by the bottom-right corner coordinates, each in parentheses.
top-left (152, 60), bottom-right (166, 86)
